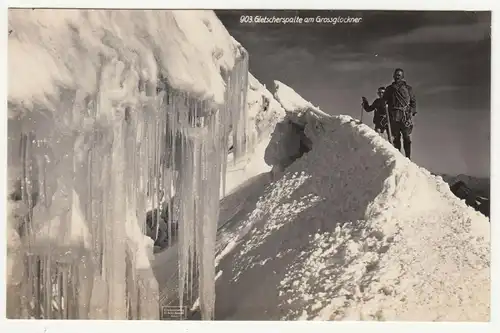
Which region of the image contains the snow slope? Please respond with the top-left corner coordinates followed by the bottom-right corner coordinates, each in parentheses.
top-left (211, 82), bottom-right (490, 321)
top-left (7, 9), bottom-right (257, 320)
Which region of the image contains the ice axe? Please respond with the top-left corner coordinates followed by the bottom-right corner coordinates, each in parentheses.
top-left (384, 103), bottom-right (393, 144)
top-left (360, 101), bottom-right (364, 124)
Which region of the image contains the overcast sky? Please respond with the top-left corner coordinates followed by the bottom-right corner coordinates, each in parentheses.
top-left (217, 10), bottom-right (491, 178)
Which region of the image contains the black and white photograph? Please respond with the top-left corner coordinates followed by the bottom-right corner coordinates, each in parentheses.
top-left (4, 2), bottom-right (493, 327)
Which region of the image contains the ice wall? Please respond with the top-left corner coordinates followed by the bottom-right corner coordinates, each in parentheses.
top-left (7, 9), bottom-right (248, 320)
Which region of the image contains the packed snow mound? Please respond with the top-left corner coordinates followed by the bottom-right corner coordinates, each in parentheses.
top-left (273, 80), bottom-right (315, 115)
top-left (273, 80), bottom-right (332, 121)
top-left (264, 81), bottom-right (329, 174)
top-left (213, 92), bottom-right (490, 320)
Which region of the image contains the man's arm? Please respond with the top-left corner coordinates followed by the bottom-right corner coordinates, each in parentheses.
top-left (362, 97), bottom-right (376, 112)
top-left (408, 85), bottom-right (417, 115)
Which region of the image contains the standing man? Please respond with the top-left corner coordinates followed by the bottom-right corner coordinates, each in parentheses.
top-left (383, 68), bottom-right (417, 159)
top-left (362, 86), bottom-right (390, 138)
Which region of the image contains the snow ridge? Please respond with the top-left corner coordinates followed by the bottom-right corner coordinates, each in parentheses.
top-left (279, 119), bottom-right (490, 320)
top-left (212, 84), bottom-right (490, 321)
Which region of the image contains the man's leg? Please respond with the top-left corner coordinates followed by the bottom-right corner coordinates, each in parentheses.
top-left (402, 125), bottom-right (413, 159)
top-left (391, 122), bottom-right (402, 151)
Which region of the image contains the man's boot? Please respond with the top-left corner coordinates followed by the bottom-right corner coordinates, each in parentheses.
top-left (393, 136), bottom-right (401, 151)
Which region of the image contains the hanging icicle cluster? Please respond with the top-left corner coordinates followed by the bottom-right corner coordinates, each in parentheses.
top-left (7, 44), bottom-right (250, 321)
top-left (220, 48), bottom-right (250, 197)
top-left (166, 49), bottom-right (250, 320)
top-left (8, 60), bottom-right (163, 320)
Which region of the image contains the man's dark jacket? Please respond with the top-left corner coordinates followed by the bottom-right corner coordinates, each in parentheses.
top-left (362, 97), bottom-right (387, 128)
top-left (382, 80), bottom-right (417, 126)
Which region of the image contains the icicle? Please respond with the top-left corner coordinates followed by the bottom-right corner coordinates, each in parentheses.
top-left (166, 90), bottom-right (175, 248)
top-left (177, 120), bottom-right (188, 311)
top-left (44, 257), bottom-right (52, 319)
top-left (220, 99), bottom-right (228, 197)
top-left (230, 51), bottom-right (250, 162)
top-left (241, 50), bottom-right (249, 155)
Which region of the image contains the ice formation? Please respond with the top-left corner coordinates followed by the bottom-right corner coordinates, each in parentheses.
top-left (7, 9), bottom-right (249, 320)
top-left (151, 72), bottom-right (286, 316)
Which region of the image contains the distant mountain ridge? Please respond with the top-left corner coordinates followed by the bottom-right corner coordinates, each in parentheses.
top-left (437, 173), bottom-right (490, 198)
